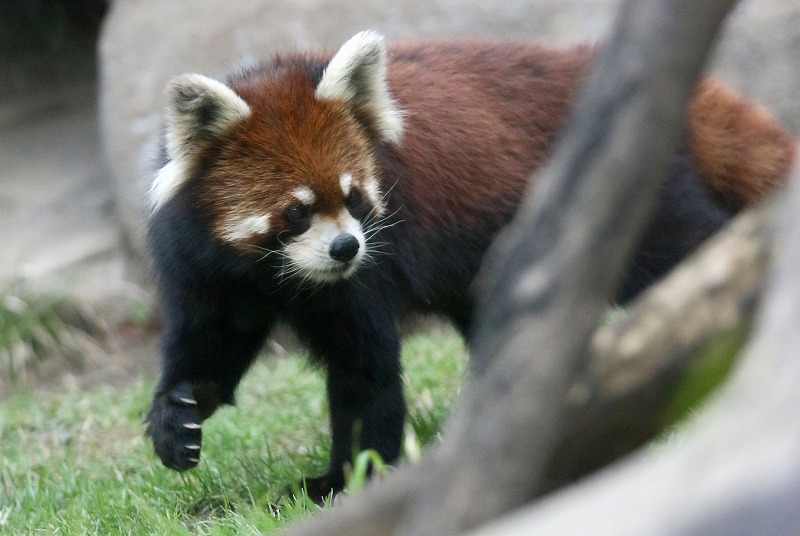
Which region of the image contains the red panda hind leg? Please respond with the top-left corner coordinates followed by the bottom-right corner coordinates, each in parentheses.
top-left (618, 78), bottom-right (800, 300)
top-left (618, 147), bottom-right (732, 302)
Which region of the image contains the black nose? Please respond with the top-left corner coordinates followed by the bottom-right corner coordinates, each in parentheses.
top-left (329, 233), bottom-right (360, 262)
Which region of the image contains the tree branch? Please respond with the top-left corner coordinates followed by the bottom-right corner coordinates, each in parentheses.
top-left (541, 198), bottom-right (773, 491)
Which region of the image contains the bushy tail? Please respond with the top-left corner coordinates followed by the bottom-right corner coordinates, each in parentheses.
top-left (686, 78), bottom-right (798, 210)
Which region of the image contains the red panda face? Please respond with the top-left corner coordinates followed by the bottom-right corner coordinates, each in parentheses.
top-left (150, 31), bottom-right (403, 284)
top-left (203, 86), bottom-right (385, 282)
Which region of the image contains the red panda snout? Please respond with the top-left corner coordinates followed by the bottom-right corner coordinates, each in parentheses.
top-left (283, 209), bottom-right (367, 282)
top-left (329, 234), bottom-right (360, 262)
top-left (211, 169), bottom-right (383, 283)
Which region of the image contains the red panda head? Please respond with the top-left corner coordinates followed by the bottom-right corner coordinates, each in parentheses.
top-left (149, 31), bottom-right (404, 283)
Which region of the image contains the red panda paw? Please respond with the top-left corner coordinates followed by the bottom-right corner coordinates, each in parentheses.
top-left (299, 472), bottom-right (346, 505)
top-left (145, 381), bottom-right (203, 472)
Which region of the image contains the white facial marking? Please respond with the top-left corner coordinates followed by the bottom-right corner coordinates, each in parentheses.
top-left (283, 209), bottom-right (366, 282)
top-left (315, 31), bottom-right (404, 144)
top-left (291, 186), bottom-right (316, 205)
top-left (363, 176), bottom-right (380, 204)
top-left (340, 173), bottom-right (353, 196)
top-left (221, 214), bottom-right (270, 242)
top-left (363, 176), bottom-right (386, 215)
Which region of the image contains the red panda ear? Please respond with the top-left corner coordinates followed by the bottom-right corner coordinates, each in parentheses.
top-left (164, 73), bottom-right (251, 161)
top-left (316, 31), bottom-right (404, 144)
top-left (149, 74), bottom-right (251, 210)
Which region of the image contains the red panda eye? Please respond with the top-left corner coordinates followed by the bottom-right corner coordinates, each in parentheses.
top-left (285, 203), bottom-right (309, 222)
top-left (345, 188), bottom-right (363, 209)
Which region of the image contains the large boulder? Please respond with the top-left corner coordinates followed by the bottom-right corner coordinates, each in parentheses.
top-left (98, 0), bottom-right (799, 264)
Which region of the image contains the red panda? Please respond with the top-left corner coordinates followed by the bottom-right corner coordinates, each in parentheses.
top-left (144, 31), bottom-right (798, 500)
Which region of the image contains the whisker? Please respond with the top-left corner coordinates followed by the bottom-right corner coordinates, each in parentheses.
top-left (242, 243), bottom-right (281, 264)
top-left (365, 221), bottom-right (404, 240)
top-left (362, 179), bottom-right (399, 222)
top-left (364, 209), bottom-right (402, 231)
top-left (365, 205), bottom-right (401, 226)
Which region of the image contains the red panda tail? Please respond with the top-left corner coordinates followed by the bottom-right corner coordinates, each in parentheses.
top-left (686, 78), bottom-right (798, 209)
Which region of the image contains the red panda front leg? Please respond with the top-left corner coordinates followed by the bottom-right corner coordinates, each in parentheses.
top-left (146, 284), bottom-right (274, 472)
top-left (293, 303), bottom-right (405, 501)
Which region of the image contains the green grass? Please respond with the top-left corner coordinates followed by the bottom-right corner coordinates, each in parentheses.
top-left (0, 330), bottom-right (467, 534)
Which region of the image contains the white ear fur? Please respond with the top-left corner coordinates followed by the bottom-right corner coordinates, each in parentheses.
top-left (164, 73), bottom-right (251, 160)
top-left (149, 74), bottom-right (250, 210)
top-left (316, 31), bottom-right (404, 144)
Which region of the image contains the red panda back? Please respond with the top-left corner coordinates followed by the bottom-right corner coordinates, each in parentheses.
top-left (384, 42), bottom-right (796, 233)
top-left (380, 41), bottom-right (594, 240)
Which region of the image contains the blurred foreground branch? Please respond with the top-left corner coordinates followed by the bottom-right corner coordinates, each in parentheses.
top-left (465, 162), bottom-right (800, 536)
top-left (541, 199), bottom-right (773, 490)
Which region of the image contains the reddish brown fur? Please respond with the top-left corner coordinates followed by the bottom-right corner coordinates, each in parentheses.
top-left (201, 41), bottom-right (796, 246)
top-left (384, 41), bottom-right (594, 233)
top-left (687, 78), bottom-right (797, 205)
top-left (201, 68), bottom-right (378, 243)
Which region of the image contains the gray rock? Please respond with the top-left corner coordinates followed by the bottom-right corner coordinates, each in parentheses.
top-left (0, 2), bottom-right (147, 327)
top-left (0, 77), bottom-right (148, 324)
top-left (98, 0), bottom-right (799, 262)
top-left (711, 0), bottom-right (800, 135)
